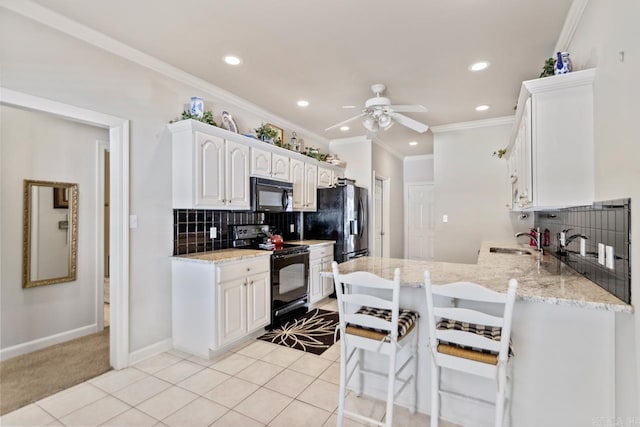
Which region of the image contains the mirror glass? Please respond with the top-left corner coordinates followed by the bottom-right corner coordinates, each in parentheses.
top-left (23, 180), bottom-right (78, 288)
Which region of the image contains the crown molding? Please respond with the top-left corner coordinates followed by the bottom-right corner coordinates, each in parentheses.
top-left (404, 154), bottom-right (434, 162)
top-left (0, 0), bottom-right (328, 144)
top-left (554, 0), bottom-right (590, 54)
top-left (430, 116), bottom-right (515, 134)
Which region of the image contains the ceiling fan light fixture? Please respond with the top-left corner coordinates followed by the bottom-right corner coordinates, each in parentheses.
top-left (378, 113), bottom-right (392, 129)
top-left (363, 115), bottom-right (376, 131)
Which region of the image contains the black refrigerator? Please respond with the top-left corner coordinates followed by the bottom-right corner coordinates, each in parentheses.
top-left (304, 183), bottom-right (368, 262)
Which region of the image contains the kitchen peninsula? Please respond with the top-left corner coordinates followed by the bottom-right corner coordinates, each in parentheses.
top-left (331, 242), bottom-right (631, 427)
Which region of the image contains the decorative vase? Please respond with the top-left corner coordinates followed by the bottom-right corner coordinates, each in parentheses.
top-left (554, 52), bottom-right (572, 75)
top-left (189, 97), bottom-right (204, 118)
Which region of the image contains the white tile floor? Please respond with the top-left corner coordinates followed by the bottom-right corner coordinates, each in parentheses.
top-left (1, 299), bottom-right (458, 427)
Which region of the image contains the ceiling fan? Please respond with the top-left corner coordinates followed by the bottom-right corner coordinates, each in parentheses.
top-left (325, 83), bottom-right (429, 139)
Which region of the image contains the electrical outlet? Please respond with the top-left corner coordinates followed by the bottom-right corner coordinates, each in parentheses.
top-left (580, 238), bottom-right (586, 256)
top-left (290, 223), bottom-right (295, 233)
top-left (598, 243), bottom-right (605, 265)
top-left (129, 215), bottom-right (138, 229)
top-left (210, 226), bottom-right (217, 239)
top-left (605, 245), bottom-right (614, 269)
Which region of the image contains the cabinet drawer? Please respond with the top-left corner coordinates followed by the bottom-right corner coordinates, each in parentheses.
top-left (310, 244), bottom-right (333, 260)
top-left (217, 256), bottom-right (270, 283)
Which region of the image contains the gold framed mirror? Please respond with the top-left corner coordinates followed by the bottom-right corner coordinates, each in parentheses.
top-left (23, 180), bottom-right (78, 288)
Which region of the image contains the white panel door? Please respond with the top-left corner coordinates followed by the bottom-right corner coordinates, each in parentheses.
top-left (246, 271), bottom-right (270, 332)
top-left (195, 132), bottom-right (225, 207)
top-left (271, 152), bottom-right (290, 182)
top-left (290, 158), bottom-right (305, 210)
top-left (304, 163), bottom-right (318, 211)
top-left (251, 147), bottom-right (272, 178)
top-left (406, 183), bottom-right (434, 260)
top-left (218, 278), bottom-right (246, 347)
top-left (374, 178), bottom-right (383, 257)
top-left (226, 140), bottom-right (250, 209)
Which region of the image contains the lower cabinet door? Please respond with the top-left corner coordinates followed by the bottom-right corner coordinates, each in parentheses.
top-left (321, 256), bottom-right (334, 296)
top-left (246, 271), bottom-right (271, 331)
top-left (309, 259), bottom-right (322, 303)
top-left (218, 278), bottom-right (247, 347)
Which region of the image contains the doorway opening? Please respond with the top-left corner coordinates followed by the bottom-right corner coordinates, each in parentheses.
top-left (373, 174), bottom-right (390, 257)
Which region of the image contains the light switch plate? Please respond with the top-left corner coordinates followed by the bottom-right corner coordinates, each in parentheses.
top-left (580, 238), bottom-right (586, 256)
top-left (129, 215), bottom-right (138, 229)
top-left (290, 223), bottom-right (295, 233)
top-left (598, 243), bottom-right (605, 265)
top-left (605, 245), bottom-right (614, 269)
top-left (210, 226), bottom-right (217, 239)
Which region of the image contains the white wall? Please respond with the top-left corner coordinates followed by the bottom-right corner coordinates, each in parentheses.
top-left (0, 8), bottom-right (327, 354)
top-left (371, 143), bottom-right (404, 257)
top-left (329, 136), bottom-right (372, 190)
top-left (1, 105), bottom-right (107, 350)
top-left (567, 0), bottom-right (640, 416)
top-left (404, 155), bottom-right (434, 183)
top-left (433, 122), bottom-right (532, 263)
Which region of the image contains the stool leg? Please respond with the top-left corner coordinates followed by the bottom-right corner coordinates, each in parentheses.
top-left (430, 361), bottom-right (439, 427)
top-left (410, 332), bottom-right (418, 414)
top-left (385, 342), bottom-right (397, 427)
top-left (337, 335), bottom-right (347, 427)
top-left (357, 348), bottom-right (364, 397)
top-left (495, 364), bottom-right (506, 427)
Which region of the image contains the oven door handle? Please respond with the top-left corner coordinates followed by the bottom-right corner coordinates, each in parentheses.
top-left (273, 251), bottom-right (309, 260)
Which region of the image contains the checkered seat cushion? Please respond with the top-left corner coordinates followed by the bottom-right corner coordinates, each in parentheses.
top-left (436, 318), bottom-right (514, 365)
top-left (346, 307), bottom-right (419, 341)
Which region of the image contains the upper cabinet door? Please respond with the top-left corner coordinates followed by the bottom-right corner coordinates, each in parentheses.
top-left (251, 147), bottom-right (272, 178)
top-left (271, 152), bottom-right (290, 182)
top-left (195, 132), bottom-right (226, 208)
top-left (291, 158), bottom-right (305, 210)
top-left (226, 140), bottom-right (250, 209)
top-left (304, 163), bottom-right (318, 211)
top-left (317, 166), bottom-right (333, 188)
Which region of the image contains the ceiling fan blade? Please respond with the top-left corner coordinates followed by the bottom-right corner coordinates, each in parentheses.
top-left (389, 104), bottom-right (428, 113)
top-left (324, 112), bottom-right (367, 131)
top-left (391, 112), bottom-right (429, 133)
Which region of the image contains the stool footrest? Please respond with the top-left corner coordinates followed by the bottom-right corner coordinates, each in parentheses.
top-left (439, 388), bottom-right (496, 407)
top-left (343, 410), bottom-right (385, 427)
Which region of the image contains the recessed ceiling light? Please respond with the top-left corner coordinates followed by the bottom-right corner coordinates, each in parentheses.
top-left (340, 126), bottom-right (350, 131)
top-left (223, 55), bottom-right (241, 65)
top-left (475, 105), bottom-right (490, 111)
top-left (342, 105), bottom-right (357, 109)
top-left (469, 61), bottom-right (490, 71)
top-left (297, 100), bottom-right (310, 107)
top-left (409, 141), bottom-right (418, 146)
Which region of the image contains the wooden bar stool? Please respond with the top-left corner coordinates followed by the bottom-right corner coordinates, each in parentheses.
top-left (424, 272), bottom-right (517, 427)
top-left (331, 262), bottom-right (419, 427)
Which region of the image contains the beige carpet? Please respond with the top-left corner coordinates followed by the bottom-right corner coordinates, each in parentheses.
top-left (0, 328), bottom-right (111, 415)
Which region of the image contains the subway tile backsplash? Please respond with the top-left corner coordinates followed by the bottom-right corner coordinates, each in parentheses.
top-left (173, 209), bottom-right (301, 255)
top-left (535, 198), bottom-right (631, 303)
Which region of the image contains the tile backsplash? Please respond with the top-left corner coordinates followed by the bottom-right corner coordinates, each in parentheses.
top-left (173, 209), bottom-right (301, 255)
top-left (535, 198), bottom-right (631, 303)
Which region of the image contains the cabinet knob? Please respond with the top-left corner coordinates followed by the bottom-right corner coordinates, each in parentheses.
top-left (246, 268), bottom-right (250, 271)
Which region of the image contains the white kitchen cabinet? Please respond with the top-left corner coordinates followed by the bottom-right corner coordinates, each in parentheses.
top-left (251, 147), bottom-right (290, 182)
top-left (309, 243), bottom-right (334, 304)
top-left (170, 124), bottom-right (249, 209)
top-left (507, 69), bottom-right (595, 210)
top-left (291, 159), bottom-right (317, 211)
top-left (318, 165), bottom-right (334, 188)
top-left (171, 254), bottom-right (270, 358)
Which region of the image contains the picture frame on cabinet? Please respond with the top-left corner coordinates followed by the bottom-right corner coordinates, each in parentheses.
top-left (266, 123), bottom-right (283, 145)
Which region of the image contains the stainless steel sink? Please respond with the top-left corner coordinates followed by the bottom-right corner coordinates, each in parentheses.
top-left (489, 247), bottom-right (532, 255)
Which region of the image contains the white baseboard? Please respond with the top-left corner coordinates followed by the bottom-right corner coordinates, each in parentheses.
top-left (0, 324), bottom-right (98, 361)
top-left (128, 338), bottom-right (173, 366)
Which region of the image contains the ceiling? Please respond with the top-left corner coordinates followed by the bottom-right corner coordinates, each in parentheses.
top-left (31, 0), bottom-right (573, 156)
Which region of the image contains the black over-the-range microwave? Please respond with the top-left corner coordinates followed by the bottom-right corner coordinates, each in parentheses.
top-left (251, 177), bottom-right (293, 212)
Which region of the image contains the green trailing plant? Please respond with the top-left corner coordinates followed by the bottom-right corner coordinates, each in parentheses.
top-left (492, 148), bottom-right (508, 159)
top-left (254, 123), bottom-right (279, 142)
top-left (540, 57), bottom-right (555, 78)
top-left (171, 110), bottom-right (218, 127)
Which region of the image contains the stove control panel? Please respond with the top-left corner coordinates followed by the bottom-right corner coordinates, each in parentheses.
top-left (232, 224), bottom-right (270, 241)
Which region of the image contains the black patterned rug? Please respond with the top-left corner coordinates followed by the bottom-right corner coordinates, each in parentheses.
top-left (257, 308), bottom-right (340, 355)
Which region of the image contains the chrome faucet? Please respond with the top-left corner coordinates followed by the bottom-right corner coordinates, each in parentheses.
top-left (559, 231), bottom-right (588, 254)
top-left (515, 229), bottom-right (543, 255)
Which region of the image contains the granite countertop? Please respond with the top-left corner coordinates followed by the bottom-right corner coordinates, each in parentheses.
top-left (172, 248), bottom-right (271, 264)
top-left (286, 239), bottom-right (335, 246)
top-left (333, 242), bottom-right (632, 313)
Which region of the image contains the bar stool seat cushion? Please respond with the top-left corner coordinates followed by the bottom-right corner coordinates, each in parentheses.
top-left (346, 307), bottom-right (419, 341)
top-left (436, 318), bottom-right (514, 362)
